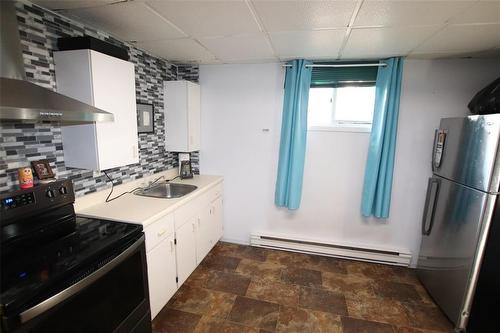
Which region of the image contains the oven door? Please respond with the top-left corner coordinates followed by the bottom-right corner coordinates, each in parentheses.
top-left (5, 235), bottom-right (151, 333)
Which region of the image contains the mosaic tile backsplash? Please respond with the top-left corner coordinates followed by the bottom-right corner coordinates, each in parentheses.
top-left (0, 1), bottom-right (200, 196)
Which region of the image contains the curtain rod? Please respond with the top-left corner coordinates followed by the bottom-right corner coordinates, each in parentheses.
top-left (281, 63), bottom-right (387, 68)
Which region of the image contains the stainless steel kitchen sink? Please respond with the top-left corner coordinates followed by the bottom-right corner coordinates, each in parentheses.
top-left (134, 182), bottom-right (198, 199)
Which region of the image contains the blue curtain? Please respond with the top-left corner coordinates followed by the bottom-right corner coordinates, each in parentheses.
top-left (275, 59), bottom-right (313, 210)
top-left (361, 57), bottom-right (404, 218)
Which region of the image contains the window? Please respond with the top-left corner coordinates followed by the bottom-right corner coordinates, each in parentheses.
top-left (307, 63), bottom-right (378, 132)
top-left (308, 86), bottom-right (376, 131)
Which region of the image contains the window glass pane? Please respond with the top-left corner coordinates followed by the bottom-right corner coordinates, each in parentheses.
top-left (307, 86), bottom-right (376, 130)
top-left (307, 88), bottom-right (334, 127)
top-left (334, 87), bottom-right (376, 123)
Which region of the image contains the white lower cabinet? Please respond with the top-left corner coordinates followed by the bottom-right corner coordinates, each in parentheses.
top-left (196, 206), bottom-right (213, 263)
top-left (146, 233), bottom-right (177, 319)
top-left (211, 197), bottom-right (224, 244)
top-left (175, 216), bottom-right (198, 286)
top-left (196, 198), bottom-right (224, 263)
top-left (143, 182), bottom-right (224, 319)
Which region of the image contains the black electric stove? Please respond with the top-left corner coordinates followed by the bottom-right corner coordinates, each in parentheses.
top-left (0, 180), bottom-right (151, 333)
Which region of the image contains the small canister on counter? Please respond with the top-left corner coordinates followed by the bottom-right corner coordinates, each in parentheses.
top-left (18, 167), bottom-right (34, 189)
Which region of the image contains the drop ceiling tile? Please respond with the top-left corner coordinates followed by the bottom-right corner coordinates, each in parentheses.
top-left (199, 34), bottom-right (276, 62)
top-left (450, 1), bottom-right (500, 24)
top-left (354, 1), bottom-right (476, 27)
top-left (219, 58), bottom-right (279, 64)
top-left (252, 1), bottom-right (357, 32)
top-left (342, 26), bottom-right (440, 59)
top-left (270, 30), bottom-right (346, 59)
top-left (408, 48), bottom-right (500, 59)
top-left (62, 1), bottom-right (185, 42)
top-left (31, 0), bottom-right (115, 10)
top-left (413, 23), bottom-right (500, 54)
top-left (136, 39), bottom-right (217, 63)
top-left (146, 0), bottom-right (260, 38)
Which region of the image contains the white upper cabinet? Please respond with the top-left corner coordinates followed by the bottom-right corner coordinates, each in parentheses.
top-left (54, 50), bottom-right (139, 171)
top-left (164, 80), bottom-right (200, 152)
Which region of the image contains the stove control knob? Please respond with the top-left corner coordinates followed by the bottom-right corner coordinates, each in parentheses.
top-left (59, 186), bottom-right (68, 195)
top-left (46, 189), bottom-right (55, 198)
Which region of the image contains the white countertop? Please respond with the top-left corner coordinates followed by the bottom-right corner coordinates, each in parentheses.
top-left (77, 175), bottom-right (223, 227)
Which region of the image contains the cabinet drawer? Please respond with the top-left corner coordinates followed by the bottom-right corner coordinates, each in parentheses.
top-left (144, 213), bottom-right (174, 252)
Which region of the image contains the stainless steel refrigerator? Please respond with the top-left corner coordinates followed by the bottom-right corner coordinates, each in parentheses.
top-left (417, 114), bottom-right (500, 332)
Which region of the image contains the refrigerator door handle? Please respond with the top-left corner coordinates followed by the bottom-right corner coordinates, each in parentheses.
top-left (431, 129), bottom-right (438, 173)
top-left (422, 178), bottom-right (440, 236)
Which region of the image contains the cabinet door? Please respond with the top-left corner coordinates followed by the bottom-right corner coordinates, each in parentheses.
top-left (165, 81), bottom-right (189, 152)
top-left (187, 82), bottom-right (201, 151)
top-left (175, 216), bottom-right (198, 286)
top-left (54, 50), bottom-right (99, 170)
top-left (211, 197), bottom-right (223, 243)
top-left (91, 51), bottom-right (139, 170)
top-left (196, 207), bottom-right (213, 263)
top-left (146, 234), bottom-right (177, 319)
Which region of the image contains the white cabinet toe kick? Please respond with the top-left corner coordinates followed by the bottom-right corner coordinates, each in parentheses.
top-left (144, 183), bottom-right (224, 319)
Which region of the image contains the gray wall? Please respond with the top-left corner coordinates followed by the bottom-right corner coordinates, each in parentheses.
top-left (199, 59), bottom-right (500, 266)
top-left (0, 1), bottom-right (199, 196)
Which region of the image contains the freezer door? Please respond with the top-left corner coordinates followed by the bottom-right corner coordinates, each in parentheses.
top-left (417, 176), bottom-right (492, 328)
top-left (432, 114), bottom-right (500, 193)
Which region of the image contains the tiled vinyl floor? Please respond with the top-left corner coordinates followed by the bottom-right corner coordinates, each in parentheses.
top-left (152, 242), bottom-right (454, 333)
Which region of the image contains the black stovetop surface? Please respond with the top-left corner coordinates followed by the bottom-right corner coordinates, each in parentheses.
top-left (0, 215), bottom-right (142, 316)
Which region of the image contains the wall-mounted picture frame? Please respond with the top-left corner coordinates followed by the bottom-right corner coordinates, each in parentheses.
top-left (137, 102), bottom-right (154, 133)
top-left (31, 159), bottom-right (55, 180)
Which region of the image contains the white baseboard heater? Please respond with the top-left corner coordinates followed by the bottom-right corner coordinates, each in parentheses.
top-left (250, 233), bottom-right (412, 266)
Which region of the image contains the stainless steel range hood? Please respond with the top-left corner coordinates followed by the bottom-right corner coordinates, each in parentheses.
top-left (0, 1), bottom-right (114, 124)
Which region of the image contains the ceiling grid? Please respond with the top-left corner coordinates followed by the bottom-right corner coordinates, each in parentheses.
top-left (31, 0), bottom-right (500, 63)
top-left (337, 0), bottom-right (366, 60)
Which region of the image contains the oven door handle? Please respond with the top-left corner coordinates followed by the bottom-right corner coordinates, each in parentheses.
top-left (19, 234), bottom-right (145, 324)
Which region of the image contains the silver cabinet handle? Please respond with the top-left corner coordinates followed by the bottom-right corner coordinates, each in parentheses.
top-left (20, 235), bottom-right (145, 323)
top-left (170, 240), bottom-right (174, 252)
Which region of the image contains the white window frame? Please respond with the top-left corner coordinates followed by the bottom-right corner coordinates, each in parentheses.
top-left (308, 123), bottom-right (372, 133)
top-left (308, 87), bottom-right (373, 133)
